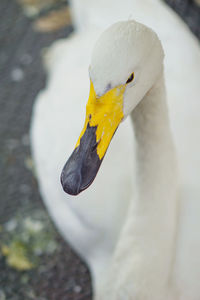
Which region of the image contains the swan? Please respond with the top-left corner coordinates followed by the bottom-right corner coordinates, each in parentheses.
top-left (31, 1), bottom-right (200, 299)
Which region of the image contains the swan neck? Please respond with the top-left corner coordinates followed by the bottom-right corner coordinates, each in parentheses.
top-left (131, 72), bottom-right (178, 207)
top-left (98, 72), bottom-right (179, 298)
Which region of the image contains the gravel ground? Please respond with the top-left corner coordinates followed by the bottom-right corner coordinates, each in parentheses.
top-left (0, 1), bottom-right (92, 299)
top-left (0, 1), bottom-right (199, 300)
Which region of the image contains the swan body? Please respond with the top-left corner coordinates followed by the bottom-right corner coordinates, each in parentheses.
top-left (31, 1), bottom-right (200, 299)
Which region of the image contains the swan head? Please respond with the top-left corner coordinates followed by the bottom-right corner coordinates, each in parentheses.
top-left (61, 20), bottom-right (164, 195)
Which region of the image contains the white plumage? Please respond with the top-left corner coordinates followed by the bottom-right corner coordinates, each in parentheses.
top-left (31, 1), bottom-right (200, 299)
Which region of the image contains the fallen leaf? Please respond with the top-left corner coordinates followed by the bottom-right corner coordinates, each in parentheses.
top-left (17, 0), bottom-right (60, 16)
top-left (33, 6), bottom-right (71, 32)
top-left (1, 242), bottom-right (34, 271)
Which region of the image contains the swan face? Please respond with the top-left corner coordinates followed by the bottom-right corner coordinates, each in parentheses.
top-left (61, 20), bottom-right (164, 195)
top-left (90, 20), bottom-right (164, 116)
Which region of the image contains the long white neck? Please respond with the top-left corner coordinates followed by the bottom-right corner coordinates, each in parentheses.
top-left (98, 71), bottom-right (179, 300)
top-left (132, 71), bottom-right (178, 214)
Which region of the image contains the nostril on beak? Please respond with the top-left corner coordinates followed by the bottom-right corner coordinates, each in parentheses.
top-left (91, 138), bottom-right (101, 153)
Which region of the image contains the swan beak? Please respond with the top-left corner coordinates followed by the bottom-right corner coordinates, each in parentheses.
top-left (61, 81), bottom-right (125, 195)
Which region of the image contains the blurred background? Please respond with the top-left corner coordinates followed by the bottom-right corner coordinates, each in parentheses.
top-left (0, 1), bottom-right (199, 299)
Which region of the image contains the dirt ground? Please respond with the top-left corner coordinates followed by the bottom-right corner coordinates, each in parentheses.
top-left (0, 0), bottom-right (199, 299)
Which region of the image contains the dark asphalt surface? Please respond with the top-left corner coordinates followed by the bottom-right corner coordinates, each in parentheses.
top-left (0, 0), bottom-right (199, 299)
top-left (0, 1), bottom-right (92, 299)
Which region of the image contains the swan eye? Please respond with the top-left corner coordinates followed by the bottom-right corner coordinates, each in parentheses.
top-left (126, 72), bottom-right (134, 84)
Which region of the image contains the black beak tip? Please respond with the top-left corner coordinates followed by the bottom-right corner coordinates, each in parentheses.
top-left (60, 170), bottom-right (82, 196)
top-left (60, 124), bottom-right (103, 195)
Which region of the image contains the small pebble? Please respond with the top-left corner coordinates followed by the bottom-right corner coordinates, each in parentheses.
top-left (11, 68), bottom-right (24, 82)
top-left (24, 156), bottom-right (34, 171)
top-left (4, 219), bottom-right (17, 232)
top-left (73, 285), bottom-right (82, 293)
top-left (0, 290), bottom-right (6, 300)
top-left (25, 289), bottom-right (36, 299)
top-left (45, 240), bottom-right (58, 254)
top-left (24, 217), bottom-right (44, 232)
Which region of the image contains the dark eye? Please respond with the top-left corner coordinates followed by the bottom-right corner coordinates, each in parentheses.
top-left (126, 72), bottom-right (134, 84)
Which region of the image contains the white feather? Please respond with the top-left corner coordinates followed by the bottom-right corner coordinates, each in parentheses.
top-left (31, 1), bottom-right (200, 299)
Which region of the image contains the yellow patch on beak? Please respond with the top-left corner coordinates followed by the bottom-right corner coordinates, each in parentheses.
top-left (76, 81), bottom-right (125, 159)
